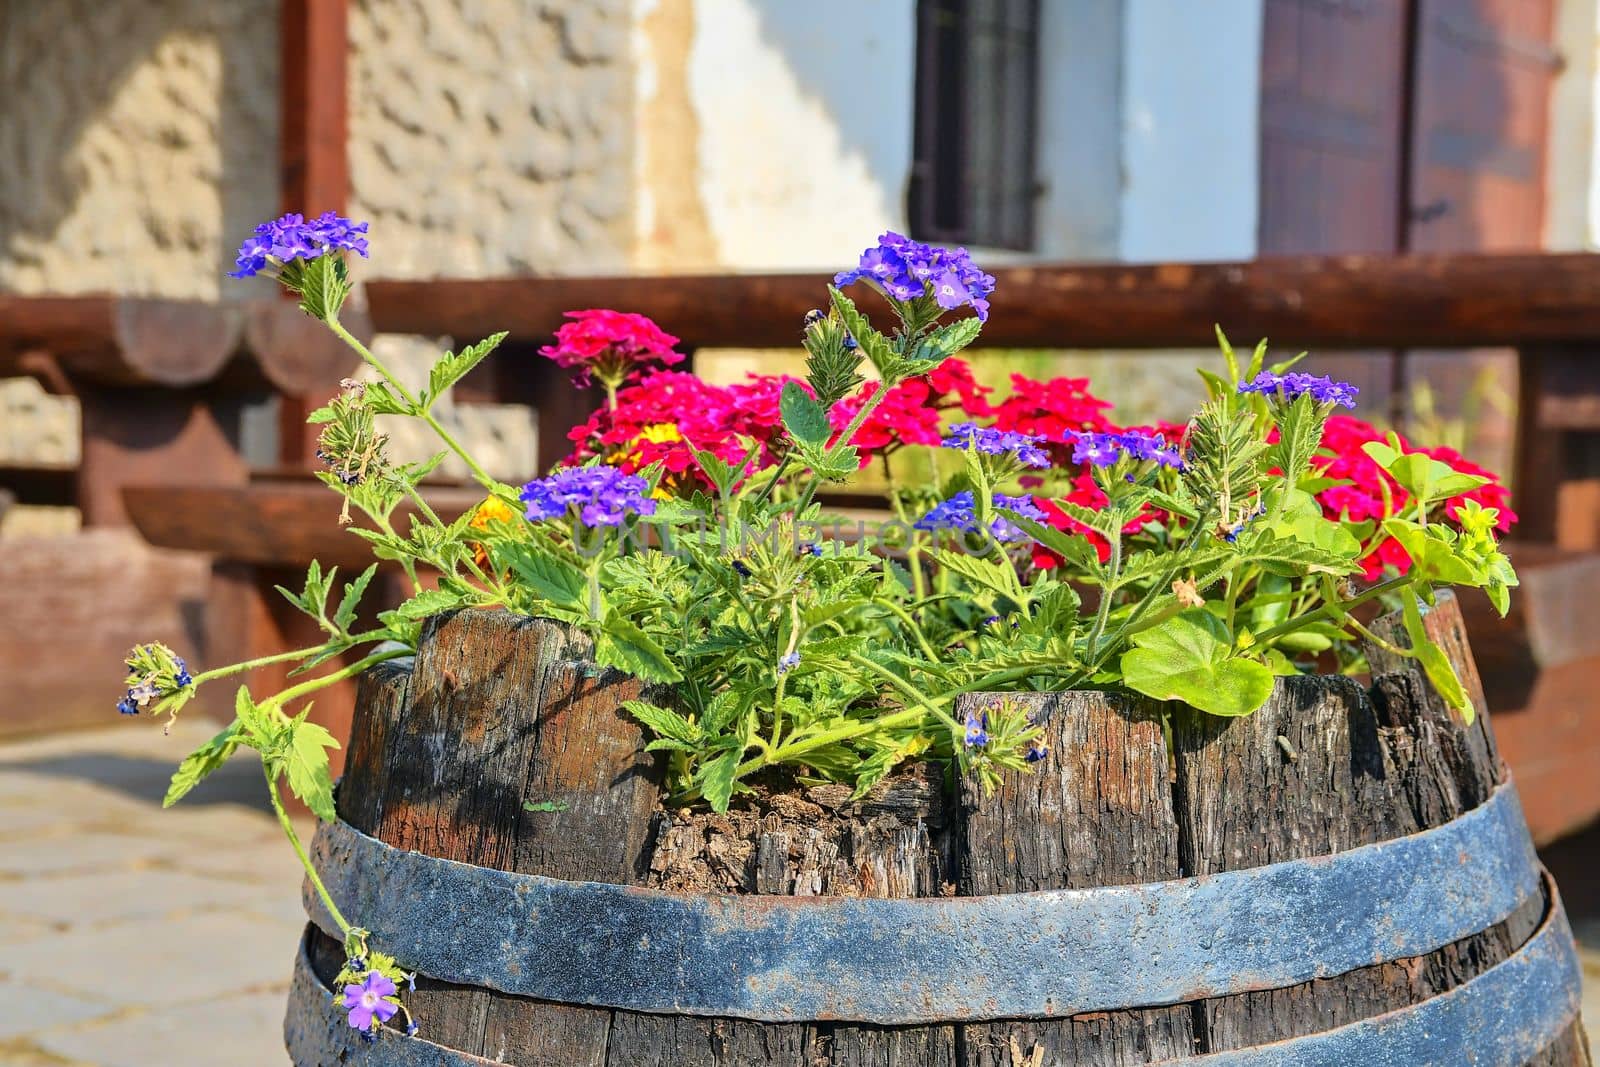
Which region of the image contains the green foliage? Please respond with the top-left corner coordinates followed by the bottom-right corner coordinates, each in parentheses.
top-left (422, 333), bottom-right (508, 412)
top-left (1120, 611), bottom-right (1276, 717)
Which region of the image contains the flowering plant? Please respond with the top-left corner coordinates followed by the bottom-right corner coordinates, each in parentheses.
top-left (123, 219), bottom-right (1518, 1040)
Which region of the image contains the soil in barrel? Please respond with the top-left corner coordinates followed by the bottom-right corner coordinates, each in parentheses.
top-left (311, 599), bottom-right (1587, 1066)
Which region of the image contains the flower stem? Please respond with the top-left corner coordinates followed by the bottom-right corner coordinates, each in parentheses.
top-left (324, 315), bottom-right (500, 492)
top-left (1254, 574), bottom-right (1415, 644)
top-left (266, 764), bottom-right (351, 934)
top-left (189, 630), bottom-right (400, 688)
top-left (258, 648), bottom-right (414, 715)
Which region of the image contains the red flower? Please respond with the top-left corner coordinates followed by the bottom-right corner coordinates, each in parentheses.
top-left (564, 369), bottom-right (797, 490)
top-left (539, 309), bottom-right (684, 389)
top-left (989, 374), bottom-right (1114, 466)
top-left (1311, 415), bottom-right (1515, 580)
top-left (1032, 474), bottom-right (1157, 568)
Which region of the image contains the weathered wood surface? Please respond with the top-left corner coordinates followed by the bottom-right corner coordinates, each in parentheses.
top-left (367, 252), bottom-right (1600, 351)
top-left (1164, 592), bottom-right (1586, 1061)
top-left (0, 296), bottom-right (361, 391)
top-left (308, 603), bottom-right (1584, 1065)
top-left (955, 691), bottom-right (1194, 1065)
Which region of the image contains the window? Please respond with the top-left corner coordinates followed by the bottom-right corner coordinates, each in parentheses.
top-left (909, 0), bottom-right (1041, 251)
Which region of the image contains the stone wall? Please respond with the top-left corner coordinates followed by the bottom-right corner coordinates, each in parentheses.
top-left (347, 0), bottom-right (638, 477)
top-left (0, 1), bottom-right (279, 297)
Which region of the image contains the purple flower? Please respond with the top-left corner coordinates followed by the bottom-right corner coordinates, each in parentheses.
top-left (228, 212), bottom-right (371, 278)
top-left (519, 466), bottom-right (657, 528)
top-left (915, 491), bottom-right (1040, 544)
top-left (942, 422), bottom-right (1051, 469)
top-left (342, 970), bottom-right (399, 1032)
top-left (1024, 739), bottom-right (1049, 763)
top-left (1065, 430), bottom-right (1185, 470)
top-left (777, 651), bottom-right (801, 674)
top-left (835, 233), bottom-right (997, 321)
top-left (962, 708), bottom-right (989, 748)
top-left (1238, 371), bottom-right (1359, 409)
top-left (116, 695), bottom-right (139, 716)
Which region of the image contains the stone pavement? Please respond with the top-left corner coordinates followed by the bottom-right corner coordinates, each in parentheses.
top-left (0, 720), bottom-right (309, 1066)
top-left (0, 721), bottom-right (1598, 1067)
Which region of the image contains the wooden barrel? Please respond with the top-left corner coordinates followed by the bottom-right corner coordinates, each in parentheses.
top-left (284, 596), bottom-right (1591, 1066)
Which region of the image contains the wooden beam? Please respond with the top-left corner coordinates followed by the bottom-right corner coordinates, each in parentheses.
top-left (279, 0), bottom-right (349, 217)
top-left (123, 479), bottom-right (484, 570)
top-left (279, 0), bottom-right (352, 468)
top-left (368, 252), bottom-right (1600, 351)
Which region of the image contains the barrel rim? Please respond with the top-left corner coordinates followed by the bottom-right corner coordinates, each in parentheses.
top-left (302, 779), bottom-right (1545, 1024)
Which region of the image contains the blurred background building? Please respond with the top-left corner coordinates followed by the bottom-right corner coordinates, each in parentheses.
top-left (7, 0), bottom-right (1593, 490)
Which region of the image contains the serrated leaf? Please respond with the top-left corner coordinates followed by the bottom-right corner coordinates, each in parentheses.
top-left (164, 724), bottom-right (242, 807)
top-left (827, 286), bottom-right (897, 379)
top-left (623, 699), bottom-right (701, 743)
top-left (284, 718), bottom-right (340, 822)
top-left (597, 617), bottom-right (684, 683)
top-left (697, 746), bottom-right (742, 812)
top-left (393, 588), bottom-right (464, 620)
top-left (333, 564), bottom-right (378, 633)
top-left (502, 546), bottom-right (589, 610)
top-left (912, 316), bottom-right (983, 363)
top-left (424, 332), bottom-right (508, 410)
top-left (780, 381), bottom-right (832, 447)
top-left (931, 548), bottom-right (1022, 600)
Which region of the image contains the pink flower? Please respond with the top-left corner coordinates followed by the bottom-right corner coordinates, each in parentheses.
top-left (539, 309), bottom-right (684, 390)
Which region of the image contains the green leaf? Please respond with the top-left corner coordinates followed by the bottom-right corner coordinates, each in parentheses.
top-left (424, 332), bottom-right (508, 410)
top-left (523, 799), bottom-right (570, 813)
top-left (333, 564), bottom-right (379, 633)
top-left (911, 316), bottom-right (983, 365)
top-left (622, 699), bottom-right (701, 743)
top-left (1361, 440), bottom-right (1488, 507)
top-left (502, 546), bottom-right (589, 611)
top-left (1402, 597), bottom-right (1475, 723)
top-left (1381, 520), bottom-right (1481, 585)
top-left (1120, 610), bottom-right (1275, 717)
top-left (697, 747), bottom-right (742, 813)
top-left (930, 548), bottom-right (1022, 600)
top-left (361, 380), bottom-right (413, 416)
top-left (597, 617), bottom-right (684, 683)
top-left (780, 381), bottom-right (832, 447)
top-left (284, 717), bottom-right (341, 822)
top-left (827, 286), bottom-right (897, 380)
top-left (164, 724), bottom-right (242, 808)
top-left (1271, 392), bottom-right (1325, 485)
top-left (393, 588), bottom-right (464, 621)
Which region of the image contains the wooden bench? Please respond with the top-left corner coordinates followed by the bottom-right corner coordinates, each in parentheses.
top-left (0, 295), bottom-right (363, 736)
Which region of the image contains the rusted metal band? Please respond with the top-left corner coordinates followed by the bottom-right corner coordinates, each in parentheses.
top-left (1162, 876), bottom-right (1581, 1066)
top-left (285, 882), bottom-right (1579, 1064)
top-left (303, 784), bottom-right (1540, 1023)
top-left (304, 782), bottom-right (1541, 1024)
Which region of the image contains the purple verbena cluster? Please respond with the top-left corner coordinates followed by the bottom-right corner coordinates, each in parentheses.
top-left (229, 211), bottom-right (371, 279)
top-left (941, 422), bottom-right (1050, 469)
top-left (520, 466), bottom-right (657, 528)
top-left (1238, 371), bottom-right (1359, 409)
top-left (834, 232), bottom-right (997, 321)
top-left (914, 491), bottom-right (1044, 544)
top-left (1064, 430), bottom-right (1185, 470)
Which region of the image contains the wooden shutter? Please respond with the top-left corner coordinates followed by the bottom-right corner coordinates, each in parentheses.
top-left (1257, 0), bottom-right (1411, 418)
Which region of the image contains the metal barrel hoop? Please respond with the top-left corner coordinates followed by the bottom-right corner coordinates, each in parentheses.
top-left (285, 875), bottom-right (1580, 1066)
